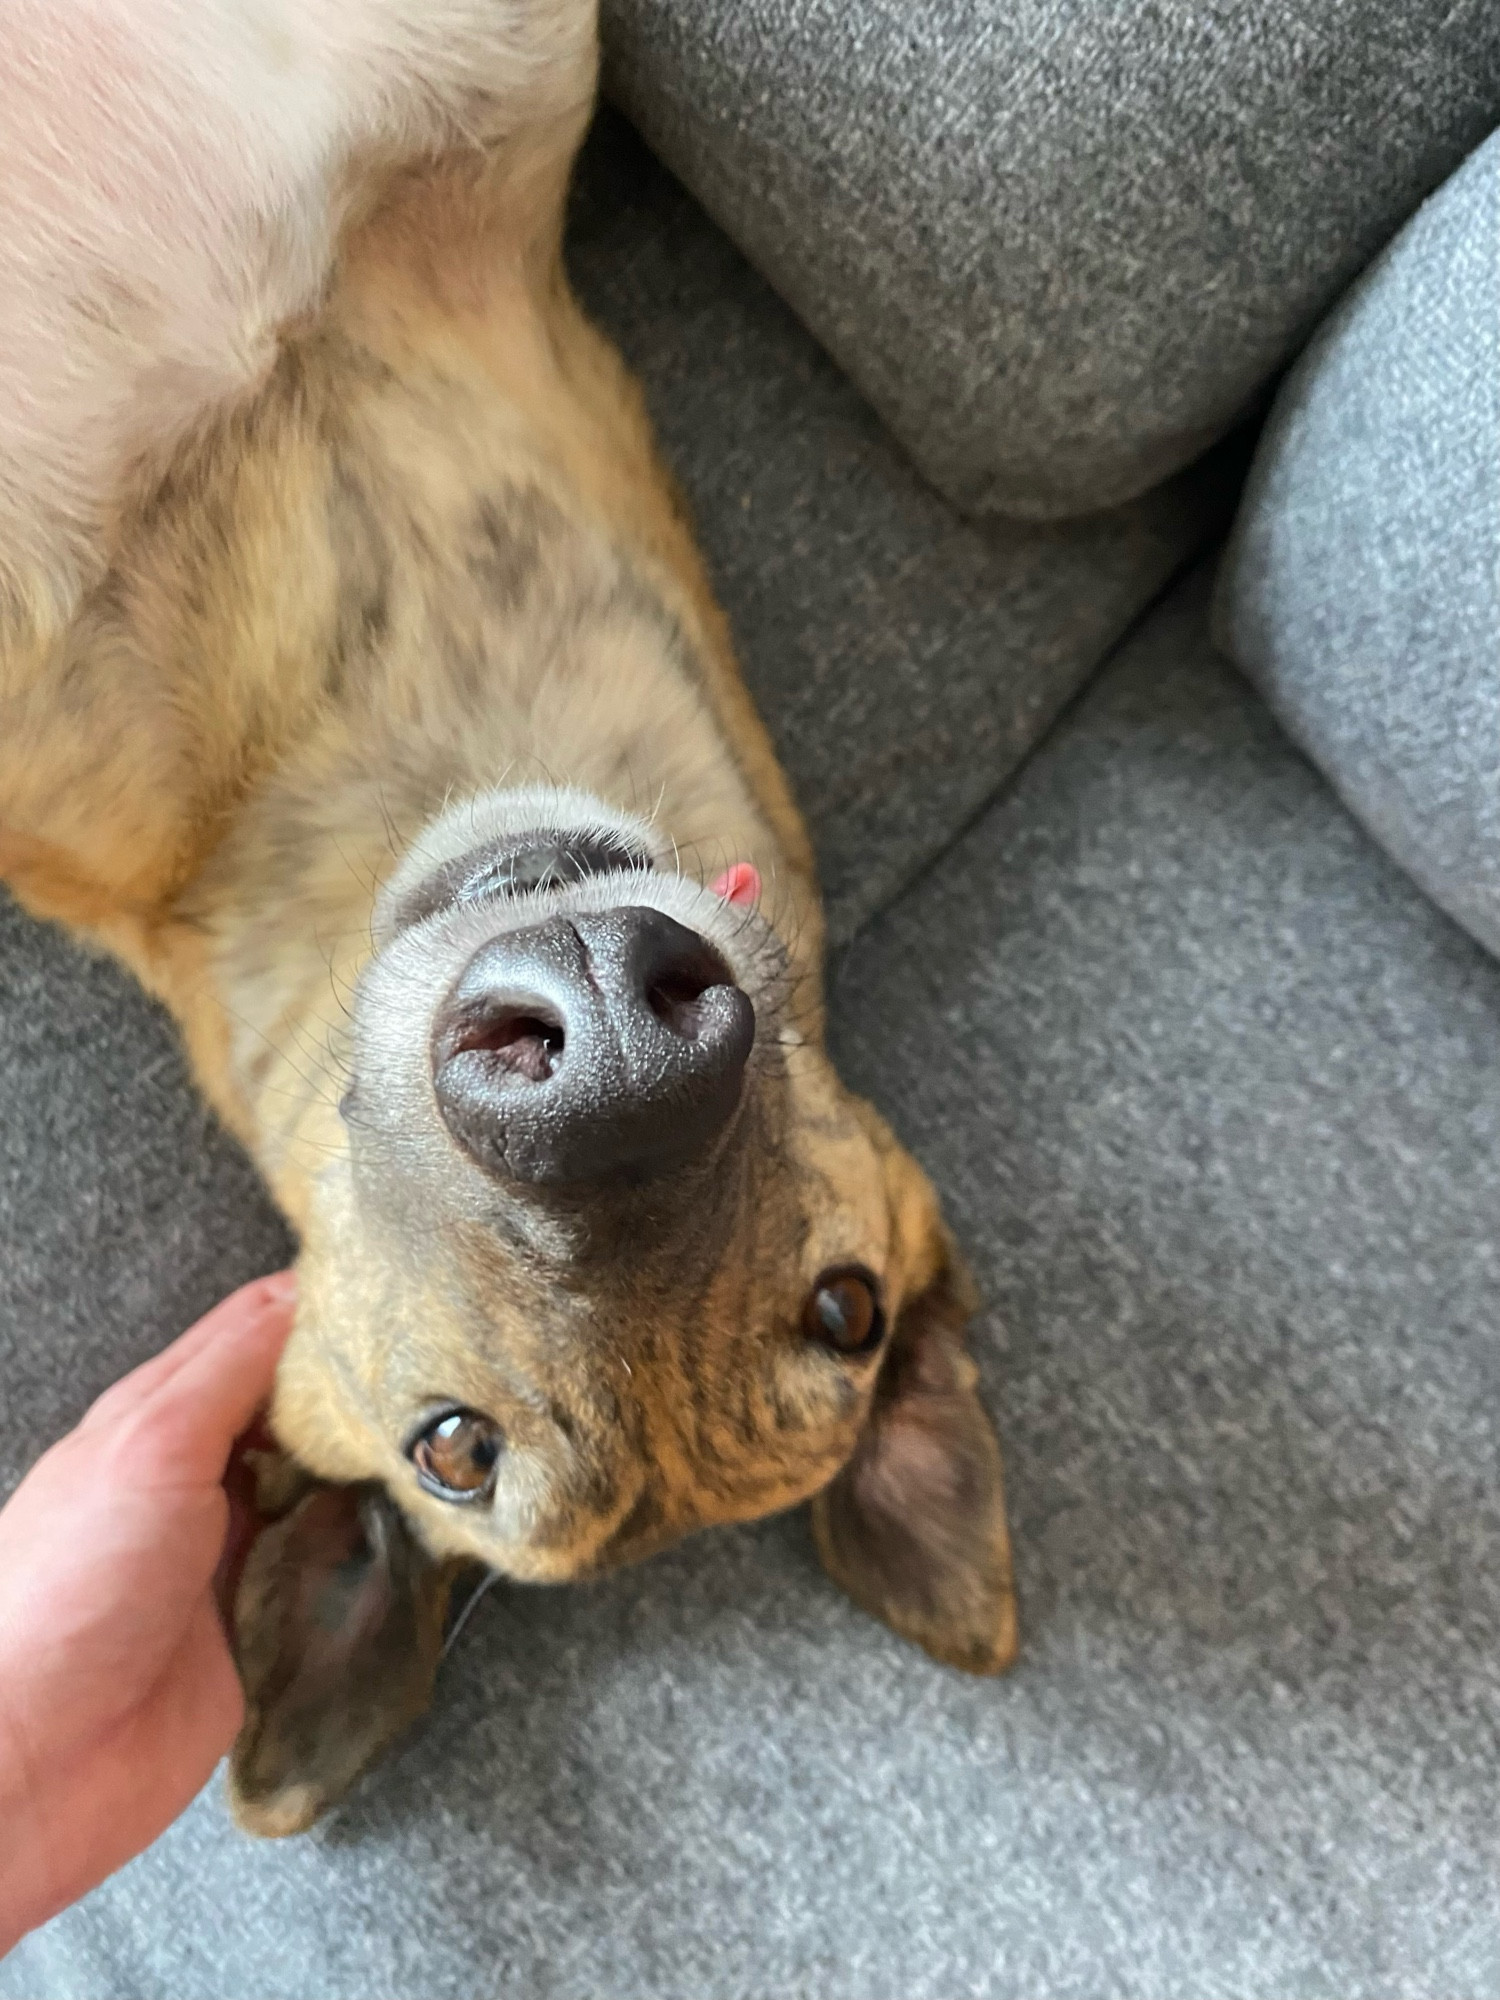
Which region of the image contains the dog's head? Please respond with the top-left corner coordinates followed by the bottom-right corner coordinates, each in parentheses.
top-left (229, 788), bottom-right (1014, 1834)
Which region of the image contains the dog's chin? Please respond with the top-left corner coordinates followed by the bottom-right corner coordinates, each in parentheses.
top-left (368, 783), bottom-right (784, 1002)
top-left (364, 785), bottom-right (780, 1012)
top-left (384, 825), bottom-right (656, 939)
top-left (373, 782), bottom-right (670, 945)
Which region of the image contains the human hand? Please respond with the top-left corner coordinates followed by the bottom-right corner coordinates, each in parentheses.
top-left (0, 1273), bottom-right (296, 1956)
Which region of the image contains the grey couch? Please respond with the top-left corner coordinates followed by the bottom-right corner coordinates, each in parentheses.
top-left (4, 3), bottom-right (1500, 1994)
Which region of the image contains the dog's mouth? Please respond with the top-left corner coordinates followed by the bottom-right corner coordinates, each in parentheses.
top-left (388, 828), bottom-right (656, 937)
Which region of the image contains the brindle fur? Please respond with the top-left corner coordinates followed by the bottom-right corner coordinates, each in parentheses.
top-left (0, 0), bottom-right (1015, 1837)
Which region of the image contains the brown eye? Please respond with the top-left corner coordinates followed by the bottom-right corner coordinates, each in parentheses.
top-left (802, 1265), bottom-right (885, 1357)
top-left (408, 1408), bottom-right (503, 1502)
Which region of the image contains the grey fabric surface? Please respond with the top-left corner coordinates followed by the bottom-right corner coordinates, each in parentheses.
top-left (12, 564), bottom-right (1500, 1997)
top-left (0, 904), bottom-right (294, 1502)
top-left (1218, 128), bottom-right (1500, 962)
top-left (601, 0), bottom-right (1500, 522)
top-left (569, 112), bottom-right (1241, 942)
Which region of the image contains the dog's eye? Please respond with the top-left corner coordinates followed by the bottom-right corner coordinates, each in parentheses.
top-left (408, 1409), bottom-right (503, 1502)
top-left (802, 1265), bottom-right (885, 1357)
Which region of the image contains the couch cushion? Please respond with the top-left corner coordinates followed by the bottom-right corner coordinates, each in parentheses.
top-left (601, 0), bottom-right (1500, 521)
top-left (569, 112), bottom-right (1237, 941)
top-left (1217, 128), bottom-right (1500, 960)
top-left (13, 565), bottom-right (1500, 2000)
top-left (0, 897), bottom-right (293, 1503)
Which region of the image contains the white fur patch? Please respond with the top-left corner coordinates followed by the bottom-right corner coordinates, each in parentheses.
top-left (0, 0), bottom-right (592, 625)
top-left (372, 782), bottom-right (675, 947)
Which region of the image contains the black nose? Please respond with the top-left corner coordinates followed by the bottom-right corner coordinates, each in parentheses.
top-left (432, 908), bottom-right (756, 1185)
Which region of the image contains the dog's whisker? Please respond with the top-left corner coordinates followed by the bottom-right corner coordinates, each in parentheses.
top-left (440, 1568), bottom-right (502, 1663)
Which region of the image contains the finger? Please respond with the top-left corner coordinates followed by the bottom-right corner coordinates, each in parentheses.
top-left (106, 1284), bottom-right (299, 1489)
top-left (82, 1273), bottom-right (297, 1431)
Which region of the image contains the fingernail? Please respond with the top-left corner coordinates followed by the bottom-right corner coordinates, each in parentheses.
top-left (257, 1269), bottom-right (298, 1304)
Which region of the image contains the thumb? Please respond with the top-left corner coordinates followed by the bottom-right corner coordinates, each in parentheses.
top-left (94, 1275), bottom-right (299, 1491)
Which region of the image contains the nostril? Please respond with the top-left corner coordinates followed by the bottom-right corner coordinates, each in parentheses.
top-left (645, 948), bottom-right (733, 1041)
top-left (449, 1007), bottom-right (565, 1082)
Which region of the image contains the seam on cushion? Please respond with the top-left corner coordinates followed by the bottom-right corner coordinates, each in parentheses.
top-left (831, 540), bottom-right (1227, 960)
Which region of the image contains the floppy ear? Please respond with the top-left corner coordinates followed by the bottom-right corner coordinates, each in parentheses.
top-left (811, 1246), bottom-right (1017, 1675)
top-left (228, 1479), bottom-right (458, 1837)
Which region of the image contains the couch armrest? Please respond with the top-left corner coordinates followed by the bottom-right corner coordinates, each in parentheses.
top-left (1218, 128), bottom-right (1500, 961)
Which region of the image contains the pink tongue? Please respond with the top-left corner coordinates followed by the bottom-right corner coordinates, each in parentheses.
top-left (710, 862), bottom-right (762, 909)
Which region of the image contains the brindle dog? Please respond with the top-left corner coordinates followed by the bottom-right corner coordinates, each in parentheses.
top-left (0, 0), bottom-right (1015, 1835)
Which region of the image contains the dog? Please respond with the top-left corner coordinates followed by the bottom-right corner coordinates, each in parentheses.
top-left (0, 0), bottom-right (1016, 1837)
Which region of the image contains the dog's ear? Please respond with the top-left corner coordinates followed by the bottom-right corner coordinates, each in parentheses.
top-left (811, 1243), bottom-right (1017, 1675)
top-left (228, 1480), bottom-right (456, 1837)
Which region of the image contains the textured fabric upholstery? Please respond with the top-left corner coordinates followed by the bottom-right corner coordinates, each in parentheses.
top-left (569, 113), bottom-right (1236, 942)
top-left (0, 902), bottom-right (294, 1504)
top-left (7, 45), bottom-right (1500, 1999)
top-left (601, 0), bottom-right (1500, 521)
top-left (12, 567), bottom-right (1500, 1999)
top-left (1218, 127), bottom-right (1500, 960)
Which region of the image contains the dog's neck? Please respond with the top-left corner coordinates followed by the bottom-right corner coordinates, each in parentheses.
top-left (4, 141), bottom-right (820, 1229)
